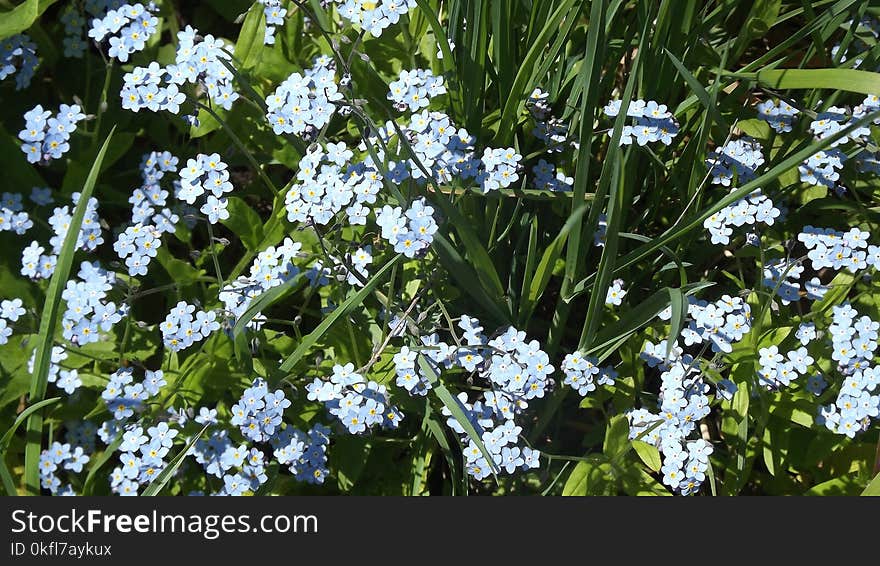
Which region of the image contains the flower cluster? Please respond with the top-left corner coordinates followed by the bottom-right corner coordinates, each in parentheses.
top-left (39, 442), bottom-right (90, 495)
top-left (756, 99), bottom-right (799, 133)
top-left (266, 57), bottom-right (342, 139)
top-left (798, 98), bottom-right (880, 194)
top-left (1, 34), bottom-right (38, 90)
top-left (798, 225), bottom-right (877, 274)
top-left (230, 378), bottom-right (292, 443)
top-left (561, 352), bottom-right (618, 397)
top-left (674, 294), bottom-right (753, 354)
top-left (305, 363), bottom-right (404, 434)
top-left (177, 153), bottom-right (233, 224)
top-left (757, 344), bottom-right (814, 389)
top-left (387, 68), bottom-right (447, 112)
top-left (284, 143), bottom-right (378, 226)
top-left (394, 316), bottom-right (550, 478)
top-left (114, 152), bottom-right (183, 277)
top-left (121, 26), bottom-right (237, 116)
top-left (375, 198), bottom-right (438, 258)
top-left (59, 0), bottom-right (127, 58)
top-left (111, 420), bottom-right (177, 495)
top-left (531, 159), bottom-right (573, 192)
top-left (0, 192), bottom-right (33, 235)
top-left (99, 367), bottom-right (166, 437)
top-left (478, 147), bottom-right (522, 193)
top-left (61, 261), bottom-right (123, 349)
top-left (443, 392), bottom-right (542, 479)
top-left (130, 151), bottom-right (181, 227)
top-left (259, 1), bottom-right (288, 45)
top-left (21, 192), bottom-right (102, 281)
top-left (331, 0), bottom-right (418, 37)
top-left (817, 304), bottom-right (880, 438)
top-left (706, 137), bottom-right (764, 186)
top-left (220, 238), bottom-right (303, 330)
top-left (160, 301), bottom-right (221, 352)
top-left (0, 298), bottom-right (25, 346)
top-left (630, 341), bottom-right (714, 495)
top-left (271, 424), bottom-right (331, 485)
top-left (703, 188), bottom-right (781, 246)
top-left (88, 2), bottom-right (159, 63)
top-left (602, 99), bottom-right (680, 146)
top-left (19, 104), bottom-right (86, 164)
top-left (526, 89), bottom-right (571, 152)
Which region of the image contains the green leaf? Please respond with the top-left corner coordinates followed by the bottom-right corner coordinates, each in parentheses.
top-left (141, 424), bottom-right (210, 496)
top-left (632, 440), bottom-right (662, 472)
top-left (23, 128), bottom-right (115, 495)
top-left (603, 414), bottom-right (630, 459)
top-left (562, 456), bottom-right (614, 496)
top-left (862, 471), bottom-right (880, 496)
top-left (0, 0), bottom-right (56, 40)
top-left (757, 68), bottom-right (880, 95)
top-left (721, 376), bottom-right (750, 496)
top-left (233, 1), bottom-right (266, 70)
top-left (278, 255), bottom-right (401, 374)
top-left (0, 457), bottom-right (16, 495)
top-left (221, 197), bottom-right (264, 251)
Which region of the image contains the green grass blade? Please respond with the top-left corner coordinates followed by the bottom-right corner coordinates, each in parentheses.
top-left (757, 68), bottom-right (880, 95)
top-left (666, 288), bottom-right (687, 358)
top-left (231, 273), bottom-right (306, 337)
top-left (432, 197), bottom-right (507, 303)
top-left (496, 0), bottom-right (582, 145)
top-left (141, 424), bottom-right (210, 496)
top-left (0, 457), bottom-right (16, 495)
top-left (418, 355), bottom-right (498, 478)
top-left (278, 255), bottom-right (401, 374)
top-left (81, 433), bottom-right (124, 495)
top-left (23, 127), bottom-right (115, 495)
top-left (519, 204), bottom-right (588, 323)
top-left (0, 396), bottom-right (60, 449)
top-left (664, 48), bottom-right (730, 132)
top-left (433, 234), bottom-right (511, 324)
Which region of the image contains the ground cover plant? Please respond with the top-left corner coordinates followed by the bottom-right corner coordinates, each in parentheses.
top-left (1, 0), bottom-right (880, 496)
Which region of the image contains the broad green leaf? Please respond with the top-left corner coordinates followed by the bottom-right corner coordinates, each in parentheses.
top-left (603, 414), bottom-right (630, 459)
top-left (862, 472), bottom-right (880, 496)
top-left (221, 196), bottom-right (264, 251)
top-left (233, 1), bottom-right (266, 70)
top-left (562, 456), bottom-right (614, 496)
top-left (0, 0), bottom-right (55, 40)
top-left (632, 440), bottom-right (662, 472)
